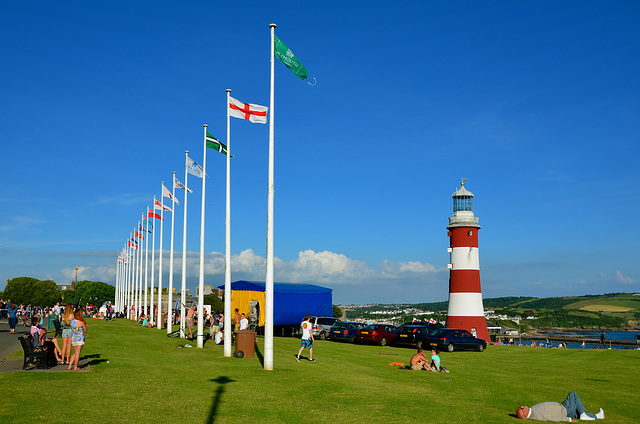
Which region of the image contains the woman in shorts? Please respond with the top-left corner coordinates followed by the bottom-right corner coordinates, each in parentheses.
top-left (69, 310), bottom-right (87, 371)
top-left (61, 304), bottom-right (74, 365)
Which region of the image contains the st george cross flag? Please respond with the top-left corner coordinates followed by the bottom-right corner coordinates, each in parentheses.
top-left (186, 155), bottom-right (204, 178)
top-left (229, 96), bottom-right (268, 124)
top-left (162, 183), bottom-right (179, 205)
top-left (206, 131), bottom-right (232, 156)
top-left (274, 35), bottom-right (309, 81)
top-left (174, 174), bottom-right (193, 194)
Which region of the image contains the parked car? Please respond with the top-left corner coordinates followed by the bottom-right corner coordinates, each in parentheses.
top-left (309, 316), bottom-right (339, 340)
top-left (355, 324), bottom-right (398, 346)
top-left (393, 325), bottom-right (435, 349)
top-left (397, 321), bottom-right (444, 332)
top-left (328, 321), bottom-right (365, 343)
top-left (426, 328), bottom-right (488, 352)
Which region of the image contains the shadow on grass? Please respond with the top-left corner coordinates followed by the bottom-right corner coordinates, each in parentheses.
top-left (206, 376), bottom-right (235, 424)
top-left (254, 340), bottom-right (264, 367)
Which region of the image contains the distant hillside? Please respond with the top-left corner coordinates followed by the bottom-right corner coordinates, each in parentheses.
top-left (345, 293), bottom-right (640, 328)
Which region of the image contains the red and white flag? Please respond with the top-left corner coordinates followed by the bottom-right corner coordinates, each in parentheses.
top-left (154, 199), bottom-right (172, 213)
top-left (148, 210), bottom-right (163, 220)
top-left (162, 183), bottom-right (179, 205)
top-left (229, 96), bottom-right (268, 124)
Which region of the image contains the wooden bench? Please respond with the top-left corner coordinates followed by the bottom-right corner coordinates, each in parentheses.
top-left (18, 333), bottom-right (50, 370)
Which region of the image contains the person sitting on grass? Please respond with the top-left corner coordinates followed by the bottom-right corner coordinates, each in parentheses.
top-left (428, 348), bottom-right (448, 372)
top-left (141, 315), bottom-right (153, 327)
top-left (409, 348), bottom-right (429, 370)
top-left (516, 391), bottom-right (604, 421)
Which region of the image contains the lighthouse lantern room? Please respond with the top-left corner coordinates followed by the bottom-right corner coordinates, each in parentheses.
top-left (445, 180), bottom-right (490, 342)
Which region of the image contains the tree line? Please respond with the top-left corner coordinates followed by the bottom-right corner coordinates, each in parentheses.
top-left (2, 277), bottom-right (115, 307)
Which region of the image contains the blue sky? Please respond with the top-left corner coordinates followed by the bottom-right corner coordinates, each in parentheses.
top-left (1, 1), bottom-right (639, 304)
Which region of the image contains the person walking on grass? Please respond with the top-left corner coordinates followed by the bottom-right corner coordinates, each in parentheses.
top-left (296, 314), bottom-right (315, 362)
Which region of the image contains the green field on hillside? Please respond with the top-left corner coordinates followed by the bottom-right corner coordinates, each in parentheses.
top-left (1, 319), bottom-right (638, 423)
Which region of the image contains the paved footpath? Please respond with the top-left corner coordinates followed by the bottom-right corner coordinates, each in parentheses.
top-left (0, 320), bottom-right (28, 362)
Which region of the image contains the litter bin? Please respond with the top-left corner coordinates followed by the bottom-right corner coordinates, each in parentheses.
top-left (234, 330), bottom-right (256, 358)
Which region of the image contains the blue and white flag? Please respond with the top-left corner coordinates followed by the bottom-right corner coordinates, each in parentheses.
top-left (186, 156), bottom-right (204, 179)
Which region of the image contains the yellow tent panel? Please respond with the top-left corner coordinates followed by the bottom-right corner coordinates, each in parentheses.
top-left (231, 289), bottom-right (266, 327)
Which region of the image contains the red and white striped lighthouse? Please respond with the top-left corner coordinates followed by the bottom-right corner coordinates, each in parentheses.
top-left (445, 180), bottom-right (490, 342)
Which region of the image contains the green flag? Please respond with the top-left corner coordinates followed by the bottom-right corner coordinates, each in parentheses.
top-left (274, 35), bottom-right (309, 81)
top-left (206, 131), bottom-right (232, 156)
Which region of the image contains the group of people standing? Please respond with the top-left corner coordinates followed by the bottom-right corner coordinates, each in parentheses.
top-left (26, 304), bottom-right (87, 370)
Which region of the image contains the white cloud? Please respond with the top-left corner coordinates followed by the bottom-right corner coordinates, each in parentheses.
top-left (615, 270), bottom-right (636, 286)
top-left (70, 248), bottom-right (447, 303)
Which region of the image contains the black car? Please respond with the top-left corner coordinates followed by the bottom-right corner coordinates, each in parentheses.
top-left (393, 325), bottom-right (435, 349)
top-left (426, 328), bottom-right (487, 352)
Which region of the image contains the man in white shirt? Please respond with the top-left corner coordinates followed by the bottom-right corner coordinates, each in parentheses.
top-left (296, 314), bottom-right (315, 362)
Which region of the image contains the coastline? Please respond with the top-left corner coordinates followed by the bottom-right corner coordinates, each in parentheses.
top-left (520, 328), bottom-right (639, 347)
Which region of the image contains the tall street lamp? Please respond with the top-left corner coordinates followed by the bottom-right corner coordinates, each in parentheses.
top-left (74, 265), bottom-right (79, 308)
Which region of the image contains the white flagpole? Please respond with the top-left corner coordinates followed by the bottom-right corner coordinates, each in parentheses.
top-left (137, 222), bottom-right (143, 318)
top-left (157, 183), bottom-right (165, 329)
top-left (128, 233), bottom-right (133, 319)
top-left (136, 222), bottom-right (142, 319)
top-left (264, 22), bottom-right (277, 370)
top-left (115, 255), bottom-right (119, 312)
top-left (150, 197), bottom-right (157, 322)
top-left (168, 173), bottom-right (177, 334)
top-left (197, 125), bottom-right (207, 348)
top-left (144, 212), bottom-right (149, 317)
top-left (224, 89), bottom-right (232, 357)
top-left (180, 151), bottom-right (189, 339)
top-left (132, 231), bottom-right (138, 320)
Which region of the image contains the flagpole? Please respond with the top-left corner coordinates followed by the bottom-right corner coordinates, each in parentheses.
top-left (115, 254), bottom-right (120, 312)
top-left (224, 89), bottom-right (233, 357)
top-left (197, 125), bottom-right (208, 348)
top-left (264, 22), bottom-right (277, 371)
top-left (138, 222), bottom-right (143, 318)
top-left (144, 212), bottom-right (149, 317)
top-left (168, 173), bottom-right (177, 334)
top-left (128, 233), bottom-right (133, 319)
top-left (150, 197), bottom-right (157, 323)
top-left (137, 221), bottom-right (142, 320)
top-left (158, 184), bottom-right (165, 329)
top-left (180, 151), bottom-right (189, 339)
top-left (131, 231), bottom-right (138, 320)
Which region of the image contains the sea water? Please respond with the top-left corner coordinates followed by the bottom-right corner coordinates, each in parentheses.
top-left (510, 330), bottom-right (640, 350)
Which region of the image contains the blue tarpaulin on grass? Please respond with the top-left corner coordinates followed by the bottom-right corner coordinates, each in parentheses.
top-left (218, 281), bottom-right (333, 326)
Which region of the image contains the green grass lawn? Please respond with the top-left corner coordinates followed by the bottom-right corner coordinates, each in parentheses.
top-left (1, 319), bottom-right (638, 423)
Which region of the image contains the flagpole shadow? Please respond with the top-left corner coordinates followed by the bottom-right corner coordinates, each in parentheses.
top-left (206, 376), bottom-right (235, 424)
top-left (254, 339), bottom-right (264, 368)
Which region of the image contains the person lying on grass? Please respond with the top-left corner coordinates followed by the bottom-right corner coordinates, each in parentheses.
top-left (517, 391), bottom-right (604, 421)
top-left (410, 348), bottom-right (429, 370)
